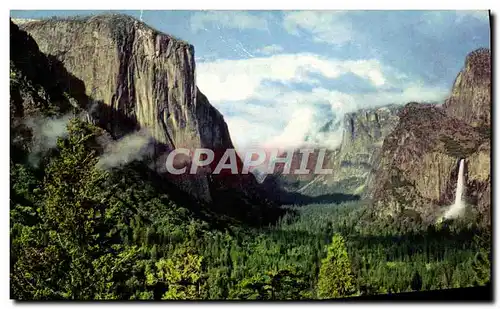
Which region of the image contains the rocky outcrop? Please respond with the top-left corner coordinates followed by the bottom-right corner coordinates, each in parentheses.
top-left (277, 105), bottom-right (401, 198)
top-left (15, 14), bottom-right (268, 212)
top-left (331, 106), bottom-right (401, 195)
top-left (369, 49), bottom-right (491, 226)
top-left (443, 48), bottom-right (491, 128)
top-left (196, 90), bottom-right (233, 150)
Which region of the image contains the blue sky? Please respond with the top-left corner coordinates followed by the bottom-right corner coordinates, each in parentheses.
top-left (10, 10), bottom-right (490, 150)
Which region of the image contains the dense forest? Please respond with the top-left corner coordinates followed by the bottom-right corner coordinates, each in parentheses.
top-left (10, 118), bottom-right (491, 300)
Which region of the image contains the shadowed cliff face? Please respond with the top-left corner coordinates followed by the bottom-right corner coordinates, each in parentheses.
top-left (369, 49), bottom-right (491, 226)
top-left (10, 20), bottom-right (77, 162)
top-left (16, 14), bottom-right (269, 208)
top-left (196, 90), bottom-right (233, 150)
top-left (10, 21), bottom-right (75, 119)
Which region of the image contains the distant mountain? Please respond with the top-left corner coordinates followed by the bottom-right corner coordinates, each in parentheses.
top-left (271, 105), bottom-right (401, 199)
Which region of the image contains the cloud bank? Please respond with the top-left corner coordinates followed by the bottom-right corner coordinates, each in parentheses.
top-left (96, 128), bottom-right (155, 170)
top-left (196, 53), bottom-right (448, 151)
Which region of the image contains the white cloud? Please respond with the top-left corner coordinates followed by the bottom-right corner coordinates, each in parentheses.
top-left (370, 83), bottom-right (449, 105)
top-left (255, 44), bottom-right (284, 55)
top-left (268, 83), bottom-right (448, 150)
top-left (283, 11), bottom-right (353, 46)
top-left (196, 53), bottom-right (388, 102)
top-left (190, 11), bottom-right (269, 32)
top-left (263, 108), bottom-right (315, 149)
top-left (196, 53), bottom-right (448, 151)
top-left (208, 83), bottom-right (448, 150)
top-left (225, 116), bottom-right (279, 150)
top-left (274, 88), bottom-right (357, 114)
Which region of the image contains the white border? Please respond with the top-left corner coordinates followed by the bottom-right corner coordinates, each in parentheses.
top-left (1, 1), bottom-right (498, 308)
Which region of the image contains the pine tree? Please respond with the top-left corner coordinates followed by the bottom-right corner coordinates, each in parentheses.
top-left (411, 271), bottom-right (422, 291)
top-left (147, 246), bottom-right (207, 300)
top-left (11, 119), bottom-right (140, 300)
top-left (471, 251), bottom-right (490, 286)
top-left (317, 234), bottom-right (355, 299)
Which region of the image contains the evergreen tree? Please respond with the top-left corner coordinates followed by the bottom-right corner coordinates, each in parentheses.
top-left (317, 234), bottom-right (355, 299)
top-left (147, 246), bottom-right (207, 300)
top-left (411, 271), bottom-right (422, 291)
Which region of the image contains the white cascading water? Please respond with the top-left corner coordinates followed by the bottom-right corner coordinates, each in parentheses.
top-left (443, 159), bottom-right (466, 220)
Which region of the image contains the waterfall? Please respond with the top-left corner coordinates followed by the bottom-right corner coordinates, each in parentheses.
top-left (454, 159), bottom-right (465, 206)
top-left (443, 159), bottom-right (466, 220)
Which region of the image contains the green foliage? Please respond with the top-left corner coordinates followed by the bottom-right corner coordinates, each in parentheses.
top-left (43, 119), bottom-right (107, 244)
top-left (10, 118), bottom-right (491, 300)
top-left (317, 234), bottom-right (355, 299)
top-left (230, 267), bottom-right (311, 300)
top-left (148, 247), bottom-right (207, 300)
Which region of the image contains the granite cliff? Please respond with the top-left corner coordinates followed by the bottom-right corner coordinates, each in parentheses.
top-left (13, 15), bottom-right (273, 221)
top-left (443, 48), bottom-right (491, 128)
top-left (272, 105), bottom-right (401, 201)
top-left (369, 49), bottom-right (491, 226)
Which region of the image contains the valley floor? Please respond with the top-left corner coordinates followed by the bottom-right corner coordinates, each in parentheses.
top-left (220, 200), bottom-right (491, 299)
top-left (10, 119), bottom-right (491, 300)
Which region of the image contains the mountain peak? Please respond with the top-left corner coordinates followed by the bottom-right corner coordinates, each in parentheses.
top-left (19, 13), bottom-right (193, 51)
top-left (443, 48), bottom-right (491, 127)
top-left (464, 48), bottom-right (491, 81)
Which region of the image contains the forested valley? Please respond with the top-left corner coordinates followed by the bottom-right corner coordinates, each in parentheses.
top-left (10, 119), bottom-right (491, 300)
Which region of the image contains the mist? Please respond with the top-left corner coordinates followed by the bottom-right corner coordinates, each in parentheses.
top-left (23, 113), bottom-right (74, 167)
top-left (95, 128), bottom-right (155, 171)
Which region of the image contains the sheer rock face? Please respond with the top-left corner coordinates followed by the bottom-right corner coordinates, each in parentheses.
top-left (444, 48), bottom-right (491, 128)
top-left (196, 90), bottom-right (233, 150)
top-left (275, 105), bottom-right (401, 197)
top-left (17, 15), bottom-right (246, 204)
top-left (334, 106), bottom-right (401, 195)
top-left (369, 49), bottom-right (491, 226)
top-left (20, 15), bottom-right (201, 149)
